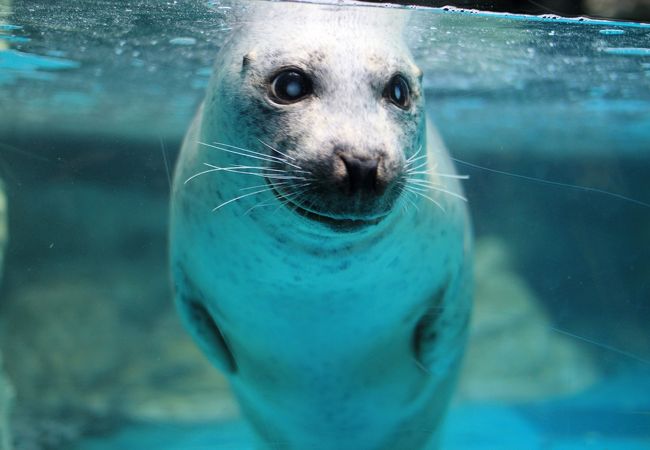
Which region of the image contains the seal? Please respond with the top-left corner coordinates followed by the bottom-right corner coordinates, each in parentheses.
top-left (170, 3), bottom-right (472, 449)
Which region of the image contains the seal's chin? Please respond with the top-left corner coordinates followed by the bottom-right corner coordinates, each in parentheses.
top-left (290, 203), bottom-right (384, 232)
top-left (268, 183), bottom-right (386, 232)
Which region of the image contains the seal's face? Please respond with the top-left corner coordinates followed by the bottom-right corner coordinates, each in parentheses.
top-left (210, 19), bottom-right (425, 231)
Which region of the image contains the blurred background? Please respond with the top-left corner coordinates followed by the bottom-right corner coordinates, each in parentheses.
top-left (368, 0), bottom-right (650, 21)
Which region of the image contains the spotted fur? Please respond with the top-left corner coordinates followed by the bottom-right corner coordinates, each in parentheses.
top-left (170, 3), bottom-right (472, 449)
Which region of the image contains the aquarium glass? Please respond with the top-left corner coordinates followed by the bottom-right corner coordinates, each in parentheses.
top-left (0, 1), bottom-right (649, 449)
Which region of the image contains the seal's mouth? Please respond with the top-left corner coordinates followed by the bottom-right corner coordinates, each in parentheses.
top-left (268, 182), bottom-right (385, 232)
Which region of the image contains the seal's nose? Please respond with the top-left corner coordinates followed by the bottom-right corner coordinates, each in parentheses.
top-left (340, 154), bottom-right (382, 195)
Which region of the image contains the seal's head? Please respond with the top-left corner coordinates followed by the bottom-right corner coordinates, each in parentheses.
top-left (202, 6), bottom-right (424, 231)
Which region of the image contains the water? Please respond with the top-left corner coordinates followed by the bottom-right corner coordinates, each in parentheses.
top-left (1, 1), bottom-right (649, 449)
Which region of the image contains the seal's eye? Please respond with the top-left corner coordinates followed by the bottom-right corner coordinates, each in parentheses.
top-left (270, 70), bottom-right (312, 104)
top-left (385, 74), bottom-right (410, 109)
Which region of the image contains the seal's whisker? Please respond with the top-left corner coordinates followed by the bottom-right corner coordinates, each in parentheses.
top-left (244, 197), bottom-right (282, 216)
top-left (278, 186), bottom-right (312, 207)
top-left (240, 181), bottom-right (291, 191)
top-left (406, 178), bottom-right (444, 188)
top-left (198, 141), bottom-right (283, 165)
top-left (229, 172), bottom-right (307, 180)
top-left (405, 184), bottom-right (436, 193)
top-left (407, 160), bottom-right (438, 172)
top-left (405, 154), bottom-right (427, 168)
top-left (257, 138), bottom-right (297, 162)
top-left (400, 198), bottom-right (408, 214)
top-left (396, 181), bottom-right (422, 214)
top-left (405, 171), bottom-right (469, 181)
top-left (406, 160), bottom-right (431, 173)
top-left (407, 170), bottom-right (440, 176)
top-left (221, 171), bottom-right (306, 181)
top-left (244, 183), bottom-right (310, 215)
top-left (404, 190), bottom-right (420, 213)
top-left (428, 186), bottom-right (467, 203)
top-left (406, 169), bottom-right (430, 175)
top-left (305, 196), bottom-right (320, 215)
top-left (209, 140), bottom-right (281, 160)
top-left (271, 186), bottom-right (314, 215)
top-left (185, 167), bottom-right (223, 184)
top-left (212, 186), bottom-right (276, 212)
top-left (404, 186), bottom-right (446, 213)
top-left (201, 164), bottom-right (309, 181)
top-left (435, 173), bottom-right (470, 180)
top-left (202, 163), bottom-right (306, 174)
top-left (203, 162), bottom-right (308, 176)
top-left (290, 186), bottom-right (317, 212)
top-left (288, 188), bottom-right (319, 217)
top-left (407, 183), bottom-right (468, 203)
top-left (203, 163), bottom-right (311, 174)
top-left (243, 202), bottom-right (272, 215)
top-left (395, 181), bottom-right (407, 213)
top-left (405, 159), bottom-right (428, 172)
top-left (268, 181), bottom-right (311, 197)
top-left (405, 145), bottom-right (423, 164)
top-left (200, 141), bottom-right (303, 170)
top-left (185, 163), bottom-right (277, 184)
top-left (208, 140), bottom-right (301, 169)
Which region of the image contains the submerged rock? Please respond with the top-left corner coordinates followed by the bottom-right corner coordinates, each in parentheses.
top-left (2, 261), bottom-right (237, 415)
top-left (459, 236), bottom-right (600, 402)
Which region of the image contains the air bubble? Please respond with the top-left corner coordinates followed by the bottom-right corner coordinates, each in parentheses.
top-left (604, 47), bottom-right (650, 56)
top-left (599, 29), bottom-right (625, 36)
top-left (169, 37), bottom-right (197, 46)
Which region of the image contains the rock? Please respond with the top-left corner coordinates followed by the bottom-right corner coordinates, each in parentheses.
top-left (458, 236), bottom-right (600, 402)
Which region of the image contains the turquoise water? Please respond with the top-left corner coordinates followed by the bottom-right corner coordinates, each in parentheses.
top-left (1, 1), bottom-right (649, 449)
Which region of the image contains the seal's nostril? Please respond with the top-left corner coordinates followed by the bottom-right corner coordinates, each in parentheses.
top-left (340, 154), bottom-right (379, 195)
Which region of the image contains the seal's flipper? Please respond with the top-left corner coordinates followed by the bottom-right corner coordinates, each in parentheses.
top-left (173, 267), bottom-right (237, 375)
top-left (413, 264), bottom-right (472, 379)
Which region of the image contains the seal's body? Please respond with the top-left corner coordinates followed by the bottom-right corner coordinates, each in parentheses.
top-left (171, 4), bottom-right (472, 449)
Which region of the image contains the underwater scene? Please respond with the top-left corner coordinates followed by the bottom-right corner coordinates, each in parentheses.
top-left (1, 0), bottom-right (649, 449)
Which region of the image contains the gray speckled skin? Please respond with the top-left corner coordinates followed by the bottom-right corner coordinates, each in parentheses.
top-left (170, 4), bottom-right (472, 449)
